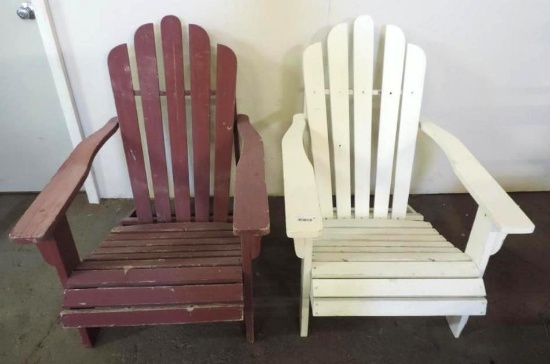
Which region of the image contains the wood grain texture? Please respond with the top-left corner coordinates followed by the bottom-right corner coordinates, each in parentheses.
top-left (61, 304), bottom-right (244, 328)
top-left (67, 266), bottom-right (242, 288)
top-left (161, 15), bottom-right (191, 222)
top-left (108, 43), bottom-right (153, 223)
top-left (240, 235), bottom-right (255, 343)
top-left (373, 25), bottom-right (406, 218)
top-left (213, 45), bottom-right (237, 222)
top-left (352, 16), bottom-right (374, 217)
top-left (76, 257), bottom-right (242, 270)
top-left (392, 44), bottom-right (426, 218)
top-left (189, 24), bottom-right (211, 222)
top-left (10, 119), bottom-right (119, 243)
top-left (303, 43), bottom-right (334, 217)
top-left (233, 115), bottom-right (270, 236)
top-left (327, 23), bottom-right (352, 218)
top-left (420, 118), bottom-right (535, 234)
top-left (312, 297), bottom-right (487, 317)
top-left (37, 215), bottom-right (80, 287)
top-left (135, 24), bottom-right (172, 222)
top-left (63, 284), bottom-right (243, 308)
top-left (111, 222), bottom-right (233, 233)
top-left (282, 114), bottom-right (323, 238)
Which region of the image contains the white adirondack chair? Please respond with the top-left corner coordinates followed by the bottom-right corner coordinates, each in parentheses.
top-left (282, 15), bottom-right (535, 338)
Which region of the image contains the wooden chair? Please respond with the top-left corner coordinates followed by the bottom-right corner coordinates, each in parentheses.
top-left (282, 15), bottom-right (534, 338)
top-left (10, 16), bottom-right (269, 347)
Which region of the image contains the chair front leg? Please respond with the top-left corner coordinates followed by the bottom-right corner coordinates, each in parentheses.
top-left (299, 238), bottom-right (313, 337)
top-left (36, 214), bottom-right (80, 287)
top-left (240, 234), bottom-right (258, 343)
top-left (36, 214), bottom-right (100, 348)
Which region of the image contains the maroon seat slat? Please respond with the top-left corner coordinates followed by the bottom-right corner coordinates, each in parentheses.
top-left (111, 222), bottom-right (233, 233)
top-left (63, 284), bottom-right (243, 308)
top-left (76, 257), bottom-right (242, 270)
top-left (92, 244), bottom-right (240, 254)
top-left (61, 304), bottom-right (244, 328)
top-left (100, 237), bottom-right (239, 248)
top-left (108, 46), bottom-right (153, 223)
top-left (134, 24), bottom-right (172, 222)
top-left (104, 231), bottom-right (236, 241)
top-left (189, 24), bottom-right (211, 222)
top-left (67, 266), bottom-right (242, 288)
top-left (86, 250), bottom-right (241, 261)
top-left (161, 16), bottom-right (192, 222)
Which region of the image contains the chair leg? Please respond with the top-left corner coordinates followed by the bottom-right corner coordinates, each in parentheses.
top-left (446, 315), bottom-right (469, 338)
top-left (300, 239), bottom-right (313, 337)
top-left (78, 328), bottom-right (99, 348)
top-left (241, 235), bottom-right (255, 343)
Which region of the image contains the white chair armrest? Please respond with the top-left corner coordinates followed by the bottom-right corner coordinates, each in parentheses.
top-left (282, 114), bottom-right (323, 238)
top-left (420, 117), bottom-right (534, 235)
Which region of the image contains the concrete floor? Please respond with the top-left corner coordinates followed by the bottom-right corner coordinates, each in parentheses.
top-left (1, 192), bottom-right (549, 363)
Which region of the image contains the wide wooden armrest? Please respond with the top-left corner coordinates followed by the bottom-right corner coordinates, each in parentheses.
top-left (233, 114), bottom-right (270, 236)
top-left (282, 114), bottom-right (323, 238)
top-left (10, 118), bottom-right (120, 244)
top-left (420, 117), bottom-right (534, 235)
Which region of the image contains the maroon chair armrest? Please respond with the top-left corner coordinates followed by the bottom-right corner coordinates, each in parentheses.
top-left (233, 114), bottom-right (270, 236)
top-left (10, 118), bottom-right (119, 244)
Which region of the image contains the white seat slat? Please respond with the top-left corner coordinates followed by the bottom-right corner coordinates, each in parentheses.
top-left (321, 227), bottom-right (438, 235)
top-left (314, 246), bottom-right (459, 253)
top-left (316, 234), bottom-right (446, 242)
top-left (314, 240), bottom-right (452, 247)
top-left (303, 43), bottom-right (333, 218)
top-left (328, 23), bottom-right (352, 218)
top-left (312, 278), bottom-right (486, 297)
top-left (392, 44), bottom-right (427, 218)
top-left (353, 15), bottom-right (374, 217)
top-left (322, 218), bottom-right (431, 228)
top-left (312, 252), bottom-right (471, 262)
top-left (311, 297), bottom-right (487, 317)
top-left (312, 261), bottom-right (481, 279)
top-left (373, 25), bottom-right (406, 218)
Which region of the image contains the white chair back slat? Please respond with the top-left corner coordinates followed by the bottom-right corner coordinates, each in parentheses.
top-left (302, 17), bottom-right (425, 221)
top-left (353, 15), bottom-right (375, 218)
top-left (328, 23), bottom-right (352, 218)
top-left (392, 45), bottom-right (427, 218)
top-left (373, 25), bottom-right (406, 218)
top-left (303, 43), bottom-right (334, 218)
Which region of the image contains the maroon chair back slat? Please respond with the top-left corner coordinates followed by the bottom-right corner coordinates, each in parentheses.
top-left (108, 16), bottom-right (237, 224)
top-left (189, 24), bottom-right (212, 222)
top-left (108, 45), bottom-right (153, 223)
top-left (213, 45), bottom-right (237, 222)
top-left (161, 16), bottom-right (191, 222)
top-left (134, 24), bottom-right (172, 222)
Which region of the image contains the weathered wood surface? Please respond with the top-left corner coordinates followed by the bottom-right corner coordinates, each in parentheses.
top-left (189, 24), bottom-right (211, 222)
top-left (12, 16), bottom-right (268, 347)
top-left (213, 45), bottom-right (237, 222)
top-left (135, 23), bottom-right (172, 222)
top-left (109, 44), bottom-right (153, 223)
top-left (61, 304), bottom-right (244, 328)
top-left (233, 115), bottom-right (270, 236)
top-left (10, 119), bottom-right (119, 243)
top-left (161, 15), bottom-right (191, 222)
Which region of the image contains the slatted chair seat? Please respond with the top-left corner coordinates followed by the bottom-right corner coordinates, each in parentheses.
top-left (61, 223), bottom-right (245, 327)
top-left (283, 15), bottom-right (533, 338)
top-left (10, 15), bottom-right (268, 348)
top-left (310, 218), bottom-right (487, 317)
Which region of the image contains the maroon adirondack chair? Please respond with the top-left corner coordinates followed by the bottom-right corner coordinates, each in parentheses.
top-left (10, 16), bottom-right (269, 347)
